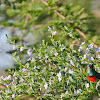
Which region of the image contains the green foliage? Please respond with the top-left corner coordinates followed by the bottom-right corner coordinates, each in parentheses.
top-left (0, 28), bottom-right (100, 100)
top-left (0, 0), bottom-right (100, 100)
top-left (0, 0), bottom-right (89, 44)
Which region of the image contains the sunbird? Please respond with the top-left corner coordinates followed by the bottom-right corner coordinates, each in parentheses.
top-left (87, 64), bottom-right (100, 82)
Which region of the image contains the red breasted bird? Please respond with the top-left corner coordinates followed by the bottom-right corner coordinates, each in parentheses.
top-left (87, 64), bottom-right (100, 82)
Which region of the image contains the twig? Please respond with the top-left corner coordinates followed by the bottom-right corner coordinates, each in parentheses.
top-left (40, 0), bottom-right (99, 48)
top-left (0, 85), bottom-right (7, 89)
top-left (76, 29), bottom-right (86, 39)
top-left (35, 0), bottom-right (37, 2)
top-left (88, 40), bottom-right (98, 48)
top-left (24, 15), bottom-right (31, 27)
top-left (40, 0), bottom-right (48, 5)
top-left (75, 29), bottom-right (98, 47)
top-left (54, 10), bottom-right (65, 19)
top-left (21, 15), bottom-right (32, 46)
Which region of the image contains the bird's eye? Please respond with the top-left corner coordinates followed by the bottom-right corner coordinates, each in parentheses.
top-left (89, 64), bottom-right (92, 67)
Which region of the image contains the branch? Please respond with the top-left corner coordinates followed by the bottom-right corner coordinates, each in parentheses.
top-left (40, 0), bottom-right (99, 48)
top-left (0, 85), bottom-right (7, 89)
top-left (54, 10), bottom-right (65, 19)
top-left (76, 29), bottom-right (86, 39)
top-left (35, 0), bottom-right (37, 2)
top-left (24, 15), bottom-right (31, 27)
top-left (40, 0), bottom-right (48, 5)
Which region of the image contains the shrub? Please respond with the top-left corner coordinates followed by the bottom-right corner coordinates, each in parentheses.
top-left (0, 0), bottom-right (100, 100)
top-left (0, 27), bottom-right (100, 100)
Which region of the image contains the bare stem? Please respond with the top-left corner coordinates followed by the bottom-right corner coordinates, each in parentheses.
top-left (40, 0), bottom-right (98, 48)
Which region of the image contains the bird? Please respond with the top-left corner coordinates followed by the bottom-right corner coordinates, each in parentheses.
top-left (87, 64), bottom-right (100, 82)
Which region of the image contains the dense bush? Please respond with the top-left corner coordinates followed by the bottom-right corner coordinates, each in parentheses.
top-left (0, 27), bottom-right (100, 99)
top-left (0, 0), bottom-right (100, 100)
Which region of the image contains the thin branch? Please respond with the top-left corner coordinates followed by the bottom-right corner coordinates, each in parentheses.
top-left (88, 40), bottom-right (98, 48)
top-left (0, 85), bottom-right (7, 89)
top-left (21, 15), bottom-right (32, 46)
top-left (24, 15), bottom-right (31, 27)
top-left (40, 0), bottom-right (48, 5)
top-left (76, 29), bottom-right (86, 39)
top-left (35, 0), bottom-right (37, 2)
top-left (40, 0), bottom-right (99, 48)
top-left (54, 10), bottom-right (65, 19)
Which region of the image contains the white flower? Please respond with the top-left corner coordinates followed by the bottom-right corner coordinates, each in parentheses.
top-left (39, 57), bottom-right (41, 59)
top-left (81, 41), bottom-right (85, 45)
top-left (67, 31), bottom-right (72, 35)
top-left (58, 77), bottom-right (62, 82)
top-left (39, 60), bottom-right (42, 62)
top-left (44, 83), bottom-right (48, 90)
top-left (88, 55), bottom-right (94, 61)
top-left (20, 47), bottom-right (24, 52)
top-left (94, 47), bottom-right (100, 53)
top-left (48, 26), bottom-right (51, 31)
top-left (70, 60), bottom-right (74, 66)
top-left (27, 57), bottom-right (31, 61)
top-left (68, 69), bottom-right (73, 74)
top-left (45, 60), bottom-right (47, 63)
top-left (85, 83), bottom-right (89, 88)
top-left (44, 92), bottom-right (48, 96)
top-left (88, 44), bottom-right (93, 49)
top-left (52, 31), bottom-right (57, 35)
top-left (13, 72), bottom-right (16, 77)
top-left (54, 52), bottom-right (58, 56)
top-left (65, 90), bottom-right (68, 94)
top-left (57, 72), bottom-right (62, 82)
top-left (0, 76), bottom-right (3, 80)
top-left (84, 54), bottom-right (87, 59)
top-left (74, 91), bottom-right (76, 94)
top-left (81, 61), bottom-right (85, 64)
top-left (61, 44), bottom-right (65, 51)
top-left (31, 58), bottom-right (35, 62)
top-left (12, 94), bottom-right (15, 98)
top-left (40, 87), bottom-right (42, 91)
top-left (86, 48), bottom-right (89, 54)
top-left (73, 56), bottom-right (76, 60)
top-left (5, 96), bottom-right (9, 98)
top-left (90, 57), bottom-right (94, 61)
top-left (49, 81), bottom-right (52, 86)
top-left (19, 77), bottom-right (24, 83)
top-left (49, 77), bottom-right (52, 86)
top-left (13, 45), bottom-right (17, 50)
top-left (97, 55), bottom-right (100, 59)
top-left (60, 95), bottom-right (62, 98)
top-left (65, 67), bottom-right (68, 71)
top-left (3, 75), bottom-right (11, 81)
top-left (51, 72), bottom-right (54, 75)
top-left (78, 46), bottom-right (83, 52)
top-left (40, 98), bottom-right (42, 100)
top-left (33, 66), bottom-right (36, 69)
top-left (76, 89), bottom-right (82, 93)
top-left (57, 72), bottom-right (61, 78)
top-left (45, 55), bottom-right (48, 59)
top-left (27, 49), bottom-right (32, 56)
top-left (44, 67), bottom-right (46, 69)
top-left (22, 68), bottom-right (27, 72)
